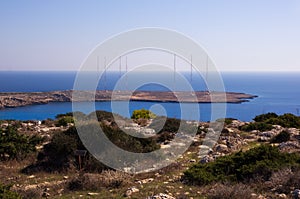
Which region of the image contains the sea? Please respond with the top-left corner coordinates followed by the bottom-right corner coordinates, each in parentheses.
top-left (0, 71), bottom-right (299, 122)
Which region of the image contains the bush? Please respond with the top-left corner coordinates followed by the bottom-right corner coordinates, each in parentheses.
top-left (24, 121), bottom-right (160, 173)
top-left (184, 145), bottom-right (300, 185)
top-left (56, 116), bottom-right (74, 127)
top-left (0, 183), bottom-right (21, 199)
top-left (254, 112), bottom-right (278, 122)
top-left (131, 109), bottom-right (156, 120)
top-left (0, 126), bottom-right (43, 161)
top-left (270, 130), bottom-right (290, 143)
top-left (252, 113), bottom-right (300, 128)
top-left (149, 117), bottom-right (181, 134)
top-left (101, 123), bottom-right (160, 153)
top-left (24, 126), bottom-right (107, 173)
top-left (276, 113), bottom-right (300, 128)
top-left (240, 122), bottom-right (273, 132)
top-left (55, 112), bottom-right (74, 119)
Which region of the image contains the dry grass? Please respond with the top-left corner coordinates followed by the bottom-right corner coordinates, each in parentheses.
top-left (68, 170), bottom-right (133, 191)
top-left (206, 183), bottom-right (256, 199)
top-left (264, 167), bottom-right (300, 195)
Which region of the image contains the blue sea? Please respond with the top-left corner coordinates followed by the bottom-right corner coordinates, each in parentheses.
top-left (0, 71), bottom-right (299, 122)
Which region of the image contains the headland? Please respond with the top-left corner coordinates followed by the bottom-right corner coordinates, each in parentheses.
top-left (0, 90), bottom-right (257, 109)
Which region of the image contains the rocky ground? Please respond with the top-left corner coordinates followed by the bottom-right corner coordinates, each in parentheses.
top-left (1, 116), bottom-right (300, 199)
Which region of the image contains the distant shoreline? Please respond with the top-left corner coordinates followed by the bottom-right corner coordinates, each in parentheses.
top-left (0, 90), bottom-right (257, 109)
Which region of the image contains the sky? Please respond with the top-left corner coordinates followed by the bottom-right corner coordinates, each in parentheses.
top-left (0, 0), bottom-right (300, 71)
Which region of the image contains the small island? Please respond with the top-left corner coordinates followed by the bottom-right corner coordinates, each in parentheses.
top-left (0, 90), bottom-right (257, 109)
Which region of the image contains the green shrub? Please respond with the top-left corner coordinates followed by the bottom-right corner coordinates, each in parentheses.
top-left (131, 109), bottom-right (156, 120)
top-left (0, 127), bottom-right (43, 161)
top-left (25, 121), bottom-right (160, 173)
top-left (149, 117), bottom-right (180, 133)
top-left (184, 145), bottom-right (300, 185)
top-left (56, 116), bottom-right (74, 127)
top-left (271, 130), bottom-right (290, 143)
top-left (254, 112), bottom-right (278, 122)
top-left (55, 112), bottom-right (74, 119)
top-left (240, 122), bottom-right (273, 132)
top-left (0, 183), bottom-right (21, 199)
top-left (252, 113), bottom-right (300, 128)
top-left (276, 113), bottom-right (300, 128)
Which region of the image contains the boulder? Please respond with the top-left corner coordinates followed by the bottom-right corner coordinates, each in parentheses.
top-left (293, 189), bottom-right (300, 199)
top-left (199, 155), bottom-right (214, 164)
top-left (125, 187), bottom-right (139, 197)
top-left (215, 144), bottom-right (228, 153)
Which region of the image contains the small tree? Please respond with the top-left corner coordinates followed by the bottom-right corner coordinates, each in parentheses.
top-left (131, 109), bottom-right (156, 120)
top-left (56, 116), bottom-right (74, 127)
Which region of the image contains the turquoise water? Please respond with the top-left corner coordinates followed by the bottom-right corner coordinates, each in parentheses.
top-left (0, 71), bottom-right (299, 121)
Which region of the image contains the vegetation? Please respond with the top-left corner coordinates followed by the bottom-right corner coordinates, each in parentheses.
top-left (131, 109), bottom-right (156, 120)
top-left (206, 183), bottom-right (255, 199)
top-left (0, 126), bottom-right (43, 161)
top-left (184, 145), bottom-right (300, 185)
top-left (240, 122), bottom-right (273, 132)
top-left (216, 118), bottom-right (236, 125)
top-left (270, 130), bottom-right (290, 143)
top-left (55, 112), bottom-right (74, 118)
top-left (24, 120), bottom-right (160, 173)
top-left (241, 113), bottom-right (300, 132)
top-left (149, 117), bottom-right (180, 133)
top-left (56, 116), bottom-right (74, 127)
top-left (3, 111), bottom-right (300, 198)
top-left (253, 112), bottom-right (278, 122)
top-left (68, 170), bottom-right (133, 191)
top-left (0, 184), bottom-right (21, 199)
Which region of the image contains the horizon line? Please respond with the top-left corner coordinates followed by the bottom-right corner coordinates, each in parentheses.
top-left (1, 69), bottom-right (300, 73)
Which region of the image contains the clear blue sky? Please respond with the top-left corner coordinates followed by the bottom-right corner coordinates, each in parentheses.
top-left (1, 0), bottom-right (300, 71)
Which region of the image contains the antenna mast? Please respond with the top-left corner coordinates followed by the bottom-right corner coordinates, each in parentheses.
top-left (190, 55), bottom-right (193, 82)
top-left (125, 56), bottom-right (128, 91)
top-left (97, 56), bottom-right (99, 72)
top-left (104, 57), bottom-right (107, 91)
top-left (173, 54), bottom-right (176, 91)
top-left (119, 56), bottom-right (122, 78)
top-left (205, 55), bottom-right (208, 88)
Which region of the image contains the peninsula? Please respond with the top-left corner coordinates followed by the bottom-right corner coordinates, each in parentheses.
top-left (0, 90), bottom-right (257, 109)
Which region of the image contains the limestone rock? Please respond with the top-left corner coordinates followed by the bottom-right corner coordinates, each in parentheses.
top-left (147, 193), bottom-right (176, 199)
top-left (293, 189), bottom-right (300, 199)
top-left (215, 144), bottom-right (228, 153)
top-left (87, 192), bottom-right (99, 196)
top-left (125, 187), bottom-right (139, 197)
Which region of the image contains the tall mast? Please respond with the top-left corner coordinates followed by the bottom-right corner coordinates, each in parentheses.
top-left (125, 56), bottom-right (128, 91)
top-left (97, 56), bottom-right (99, 73)
top-left (190, 55), bottom-right (193, 82)
top-left (173, 54), bottom-right (176, 91)
top-left (119, 56), bottom-right (122, 78)
top-left (205, 55), bottom-right (208, 90)
top-left (104, 56), bottom-right (107, 91)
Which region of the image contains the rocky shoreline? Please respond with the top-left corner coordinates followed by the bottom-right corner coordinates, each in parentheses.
top-left (0, 90), bottom-right (257, 109)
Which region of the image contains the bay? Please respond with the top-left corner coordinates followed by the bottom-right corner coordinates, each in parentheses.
top-left (0, 71), bottom-right (299, 122)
